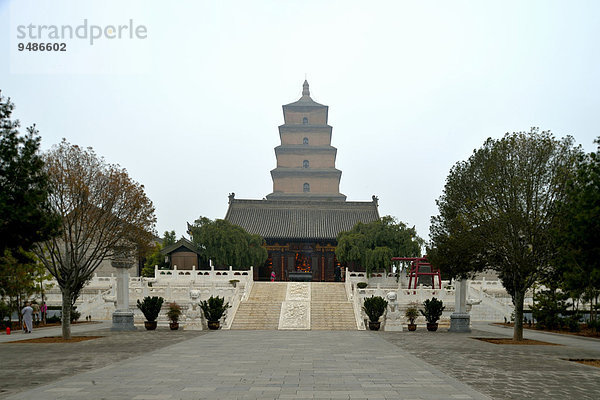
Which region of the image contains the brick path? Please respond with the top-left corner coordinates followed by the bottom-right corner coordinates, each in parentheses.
top-left (3, 329), bottom-right (490, 400)
top-left (380, 322), bottom-right (600, 400)
top-left (2, 322), bottom-right (599, 399)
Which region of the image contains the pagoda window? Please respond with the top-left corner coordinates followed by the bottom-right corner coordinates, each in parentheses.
top-left (303, 183), bottom-right (310, 192)
top-left (303, 137), bottom-right (309, 145)
top-left (302, 117), bottom-right (308, 125)
top-left (303, 160), bottom-right (309, 168)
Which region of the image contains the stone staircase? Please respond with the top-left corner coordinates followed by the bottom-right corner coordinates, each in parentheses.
top-left (230, 282), bottom-right (287, 329)
top-left (311, 283), bottom-right (357, 330)
top-left (231, 282), bottom-right (357, 330)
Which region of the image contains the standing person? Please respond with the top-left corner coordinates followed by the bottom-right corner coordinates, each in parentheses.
top-left (21, 302), bottom-right (33, 333)
top-left (40, 302), bottom-right (48, 325)
top-left (31, 301), bottom-right (40, 326)
top-left (40, 302), bottom-right (47, 325)
top-left (270, 271), bottom-right (276, 282)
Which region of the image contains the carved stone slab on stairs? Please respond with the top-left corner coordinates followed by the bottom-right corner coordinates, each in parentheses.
top-left (287, 282), bottom-right (311, 301)
top-left (278, 283), bottom-right (311, 330)
top-left (278, 301), bottom-right (310, 330)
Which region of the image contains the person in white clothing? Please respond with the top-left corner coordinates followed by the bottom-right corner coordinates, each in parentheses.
top-left (21, 302), bottom-right (33, 333)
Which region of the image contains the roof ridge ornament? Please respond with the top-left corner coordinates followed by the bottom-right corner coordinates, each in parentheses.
top-left (302, 80), bottom-right (310, 96)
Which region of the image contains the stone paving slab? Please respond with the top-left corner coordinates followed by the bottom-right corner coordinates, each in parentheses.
top-left (0, 324), bottom-right (207, 399)
top-left (380, 323), bottom-right (600, 400)
top-left (2, 330), bottom-right (491, 400)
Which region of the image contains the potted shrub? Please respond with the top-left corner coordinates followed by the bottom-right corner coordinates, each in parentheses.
top-left (356, 282), bottom-right (368, 289)
top-left (405, 305), bottom-right (419, 331)
top-left (167, 302), bottom-right (182, 330)
top-left (229, 279), bottom-right (240, 288)
top-left (420, 297), bottom-right (445, 331)
top-left (137, 296), bottom-right (164, 330)
top-left (200, 296), bottom-right (230, 330)
top-left (362, 296), bottom-right (388, 331)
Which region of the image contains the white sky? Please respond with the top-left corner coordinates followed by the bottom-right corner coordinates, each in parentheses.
top-left (2, 0), bottom-right (599, 242)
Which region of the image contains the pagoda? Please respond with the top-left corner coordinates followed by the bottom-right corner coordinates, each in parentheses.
top-left (224, 81), bottom-right (379, 281)
top-left (266, 80), bottom-right (346, 201)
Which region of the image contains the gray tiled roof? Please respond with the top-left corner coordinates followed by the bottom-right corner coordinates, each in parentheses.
top-left (224, 199), bottom-right (379, 241)
top-left (161, 238), bottom-right (200, 255)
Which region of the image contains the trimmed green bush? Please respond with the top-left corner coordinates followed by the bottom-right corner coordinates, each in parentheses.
top-left (362, 296), bottom-right (388, 323)
top-left (71, 307), bottom-right (81, 323)
top-left (137, 296), bottom-right (164, 322)
top-left (200, 296), bottom-right (230, 322)
top-left (421, 297), bottom-right (445, 324)
top-left (356, 282), bottom-right (368, 289)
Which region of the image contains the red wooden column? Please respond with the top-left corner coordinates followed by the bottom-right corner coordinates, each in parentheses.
top-left (321, 249), bottom-right (325, 281)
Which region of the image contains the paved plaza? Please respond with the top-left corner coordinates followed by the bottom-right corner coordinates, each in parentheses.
top-left (382, 323), bottom-right (600, 399)
top-left (1, 323), bottom-right (599, 399)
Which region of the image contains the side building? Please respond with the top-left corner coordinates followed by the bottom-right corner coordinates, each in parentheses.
top-left (225, 81), bottom-right (379, 281)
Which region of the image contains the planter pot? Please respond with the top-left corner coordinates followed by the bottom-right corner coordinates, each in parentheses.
top-left (426, 323), bottom-right (438, 332)
top-left (144, 321), bottom-right (157, 330)
top-left (368, 321), bottom-right (381, 331)
top-left (169, 322), bottom-right (179, 330)
top-left (407, 323), bottom-right (417, 331)
top-left (208, 321), bottom-right (220, 330)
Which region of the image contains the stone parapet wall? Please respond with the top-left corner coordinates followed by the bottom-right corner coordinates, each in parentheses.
top-left (39, 265), bottom-right (254, 330)
top-left (345, 269), bottom-right (522, 323)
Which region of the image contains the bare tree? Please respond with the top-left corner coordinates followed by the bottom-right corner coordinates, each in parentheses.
top-left (34, 140), bottom-right (156, 339)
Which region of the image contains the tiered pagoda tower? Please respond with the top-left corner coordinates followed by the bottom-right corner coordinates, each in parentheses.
top-left (266, 80), bottom-right (346, 201)
top-left (224, 80), bottom-right (379, 281)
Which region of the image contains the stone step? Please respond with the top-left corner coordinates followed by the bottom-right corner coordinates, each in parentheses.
top-left (231, 282), bottom-right (359, 330)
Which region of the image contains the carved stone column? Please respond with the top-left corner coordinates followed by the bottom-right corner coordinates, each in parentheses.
top-left (449, 279), bottom-right (471, 332)
top-left (111, 249), bottom-right (136, 331)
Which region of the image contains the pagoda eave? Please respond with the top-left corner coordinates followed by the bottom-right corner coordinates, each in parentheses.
top-left (270, 168), bottom-right (342, 178)
top-left (274, 145), bottom-right (337, 155)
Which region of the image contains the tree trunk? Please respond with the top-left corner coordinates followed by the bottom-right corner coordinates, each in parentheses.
top-left (61, 288), bottom-right (72, 340)
top-left (513, 288), bottom-right (525, 341)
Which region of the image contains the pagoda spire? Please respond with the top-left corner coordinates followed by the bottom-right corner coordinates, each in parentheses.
top-left (302, 80), bottom-right (310, 96)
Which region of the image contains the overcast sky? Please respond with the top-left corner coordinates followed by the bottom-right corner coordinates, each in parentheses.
top-left (2, 0), bottom-right (599, 242)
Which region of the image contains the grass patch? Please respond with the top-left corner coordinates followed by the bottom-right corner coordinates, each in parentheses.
top-left (473, 337), bottom-right (561, 345)
top-left (7, 336), bottom-right (102, 344)
top-left (493, 322), bottom-right (600, 339)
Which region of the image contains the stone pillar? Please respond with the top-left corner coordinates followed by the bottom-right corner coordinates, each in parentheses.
top-left (449, 279), bottom-right (471, 332)
top-left (111, 251), bottom-right (136, 331)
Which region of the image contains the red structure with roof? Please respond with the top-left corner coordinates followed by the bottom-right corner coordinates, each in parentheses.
top-left (391, 256), bottom-right (442, 289)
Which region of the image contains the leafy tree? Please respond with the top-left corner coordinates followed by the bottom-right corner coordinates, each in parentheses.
top-left (162, 230), bottom-right (176, 247)
top-left (141, 230), bottom-right (177, 277)
top-left (531, 286), bottom-right (569, 330)
top-left (34, 140), bottom-right (156, 339)
top-left (0, 248), bottom-right (40, 325)
top-left (554, 137), bottom-right (600, 323)
top-left (429, 128), bottom-right (580, 340)
top-left (0, 299), bottom-right (9, 328)
top-left (0, 91), bottom-right (60, 254)
top-left (336, 216), bottom-right (422, 276)
top-left (189, 217), bottom-right (267, 269)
